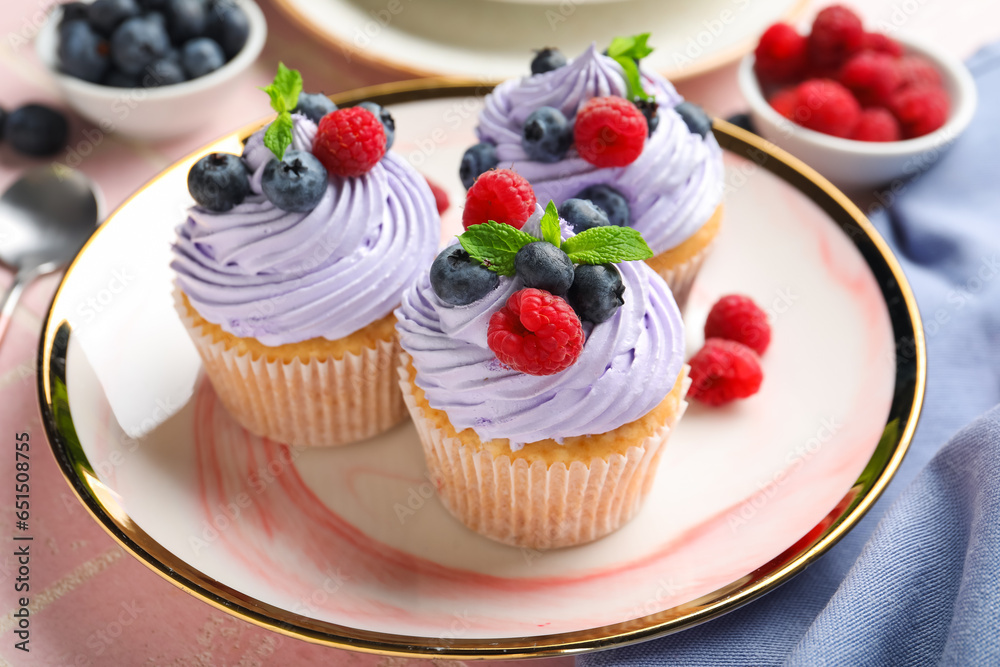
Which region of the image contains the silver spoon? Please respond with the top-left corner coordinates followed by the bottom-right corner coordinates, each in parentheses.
top-left (0, 165), bottom-right (99, 343)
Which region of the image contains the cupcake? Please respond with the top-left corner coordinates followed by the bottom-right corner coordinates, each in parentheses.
top-left (461, 35), bottom-right (724, 309)
top-left (172, 64), bottom-right (439, 448)
top-left (396, 170), bottom-right (688, 549)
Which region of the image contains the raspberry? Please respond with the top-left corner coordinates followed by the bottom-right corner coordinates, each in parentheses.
top-left (688, 338), bottom-right (764, 406)
top-left (769, 88), bottom-right (798, 119)
top-left (462, 168), bottom-right (536, 230)
top-left (862, 32), bottom-right (904, 58)
top-left (839, 51), bottom-right (902, 107)
top-left (793, 79), bottom-right (861, 138)
top-left (424, 175), bottom-right (450, 214)
top-left (897, 55), bottom-right (942, 90)
top-left (573, 96), bottom-right (648, 168)
top-left (487, 288), bottom-right (584, 376)
top-left (754, 23), bottom-right (808, 85)
top-left (889, 85), bottom-right (949, 138)
top-left (808, 5), bottom-right (864, 72)
top-left (852, 107), bottom-right (901, 141)
top-left (313, 107), bottom-right (386, 177)
top-left (704, 295), bottom-right (771, 355)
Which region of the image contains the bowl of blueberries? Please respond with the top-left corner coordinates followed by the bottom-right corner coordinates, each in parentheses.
top-left (35, 0), bottom-right (266, 140)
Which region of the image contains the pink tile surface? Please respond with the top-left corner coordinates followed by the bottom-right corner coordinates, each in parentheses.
top-left (1, 0), bottom-right (998, 665)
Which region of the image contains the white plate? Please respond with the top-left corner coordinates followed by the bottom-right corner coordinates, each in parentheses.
top-left (40, 83), bottom-right (924, 658)
top-left (271, 0), bottom-right (808, 81)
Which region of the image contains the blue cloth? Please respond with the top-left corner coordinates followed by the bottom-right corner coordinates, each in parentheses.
top-left (580, 43), bottom-right (1000, 667)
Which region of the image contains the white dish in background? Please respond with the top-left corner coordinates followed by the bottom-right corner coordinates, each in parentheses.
top-left (271, 0), bottom-right (806, 81)
top-left (39, 86), bottom-right (923, 658)
top-left (738, 33), bottom-right (977, 190)
top-left (34, 0), bottom-right (267, 141)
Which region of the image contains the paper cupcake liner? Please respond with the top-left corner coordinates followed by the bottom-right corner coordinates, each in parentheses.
top-left (648, 234), bottom-right (718, 312)
top-left (398, 352), bottom-right (690, 550)
top-left (176, 292), bottom-right (406, 448)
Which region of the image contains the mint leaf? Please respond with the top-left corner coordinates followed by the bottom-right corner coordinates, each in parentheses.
top-left (260, 62), bottom-right (302, 114)
top-left (606, 33), bottom-right (654, 101)
top-left (539, 201), bottom-right (561, 247)
top-left (264, 113), bottom-right (294, 161)
top-left (458, 222), bottom-right (539, 276)
top-left (562, 226), bottom-right (653, 264)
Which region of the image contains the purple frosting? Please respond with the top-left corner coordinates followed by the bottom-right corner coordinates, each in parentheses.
top-left (476, 44), bottom-right (724, 254)
top-left (395, 207), bottom-right (685, 450)
top-left (172, 114), bottom-right (439, 346)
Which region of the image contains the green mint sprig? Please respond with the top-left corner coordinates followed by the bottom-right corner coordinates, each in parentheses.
top-left (606, 33), bottom-right (654, 102)
top-left (457, 200), bottom-right (653, 275)
top-left (260, 63), bottom-right (303, 161)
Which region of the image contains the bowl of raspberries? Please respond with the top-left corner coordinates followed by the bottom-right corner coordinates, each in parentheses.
top-left (35, 0), bottom-right (266, 140)
top-left (738, 4), bottom-right (976, 189)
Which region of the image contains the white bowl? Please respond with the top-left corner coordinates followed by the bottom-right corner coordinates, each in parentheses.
top-left (737, 33), bottom-right (977, 190)
top-left (35, 0), bottom-right (266, 141)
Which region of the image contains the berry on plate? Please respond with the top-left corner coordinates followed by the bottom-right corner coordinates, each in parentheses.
top-left (531, 47), bottom-right (567, 75)
top-left (838, 51), bottom-right (902, 107)
top-left (852, 107), bottom-right (901, 141)
top-left (462, 168), bottom-right (536, 230)
top-left (187, 152), bottom-right (250, 212)
top-left (794, 78), bottom-right (861, 138)
top-left (567, 263), bottom-right (625, 324)
top-left (889, 85), bottom-right (949, 138)
top-left (515, 241), bottom-right (575, 296)
top-left (807, 5), bottom-right (864, 72)
top-left (459, 142), bottom-right (499, 189)
top-left (688, 338), bottom-right (763, 406)
top-left (674, 101), bottom-right (713, 138)
top-left (261, 150), bottom-right (328, 212)
top-left (754, 22), bottom-right (807, 85)
top-left (313, 106), bottom-right (387, 177)
top-left (574, 184), bottom-right (630, 227)
top-left (574, 96), bottom-right (648, 167)
top-left (293, 92), bottom-right (337, 124)
top-left (559, 198), bottom-right (610, 234)
top-left (357, 101), bottom-right (396, 150)
top-left (430, 245), bottom-right (499, 306)
top-left (522, 106), bottom-right (573, 163)
top-left (487, 288), bottom-right (584, 376)
top-left (704, 294), bottom-right (771, 355)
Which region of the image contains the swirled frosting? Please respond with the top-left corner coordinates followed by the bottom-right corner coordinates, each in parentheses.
top-left (395, 207), bottom-right (684, 450)
top-left (476, 44), bottom-right (724, 254)
top-left (172, 114), bottom-right (439, 346)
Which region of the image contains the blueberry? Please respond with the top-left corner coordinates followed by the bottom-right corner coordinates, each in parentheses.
top-left (514, 242), bottom-right (575, 296)
top-left (522, 106), bottom-right (572, 163)
top-left (459, 142), bottom-right (498, 189)
top-left (181, 37), bottom-right (225, 78)
top-left (59, 2), bottom-right (90, 28)
top-left (142, 57), bottom-right (186, 86)
top-left (110, 16), bottom-right (170, 75)
top-left (4, 105), bottom-right (69, 157)
top-left (530, 47), bottom-right (566, 75)
top-left (206, 0), bottom-right (249, 58)
top-left (357, 101), bottom-right (395, 149)
top-left (138, 0), bottom-right (168, 8)
top-left (58, 20), bottom-right (110, 84)
top-left (725, 112), bottom-right (755, 134)
top-left (559, 198), bottom-right (609, 234)
top-left (165, 0), bottom-right (208, 43)
top-left (87, 0), bottom-right (141, 36)
top-left (103, 68), bottom-right (139, 87)
top-left (574, 184), bottom-right (630, 227)
top-left (568, 264), bottom-right (624, 324)
top-left (260, 150), bottom-right (328, 212)
top-left (0, 108), bottom-right (7, 138)
top-left (674, 101), bottom-right (712, 138)
top-left (187, 152), bottom-right (250, 211)
top-left (430, 245), bottom-right (499, 306)
top-left (293, 92), bottom-right (337, 124)
top-left (634, 98), bottom-right (659, 136)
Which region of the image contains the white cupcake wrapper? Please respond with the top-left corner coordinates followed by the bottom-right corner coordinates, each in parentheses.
top-left (398, 351), bottom-right (690, 549)
top-left (648, 234), bottom-right (718, 312)
top-left (175, 289), bottom-right (406, 448)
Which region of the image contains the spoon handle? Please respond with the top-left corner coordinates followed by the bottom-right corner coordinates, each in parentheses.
top-left (0, 270), bottom-right (29, 346)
